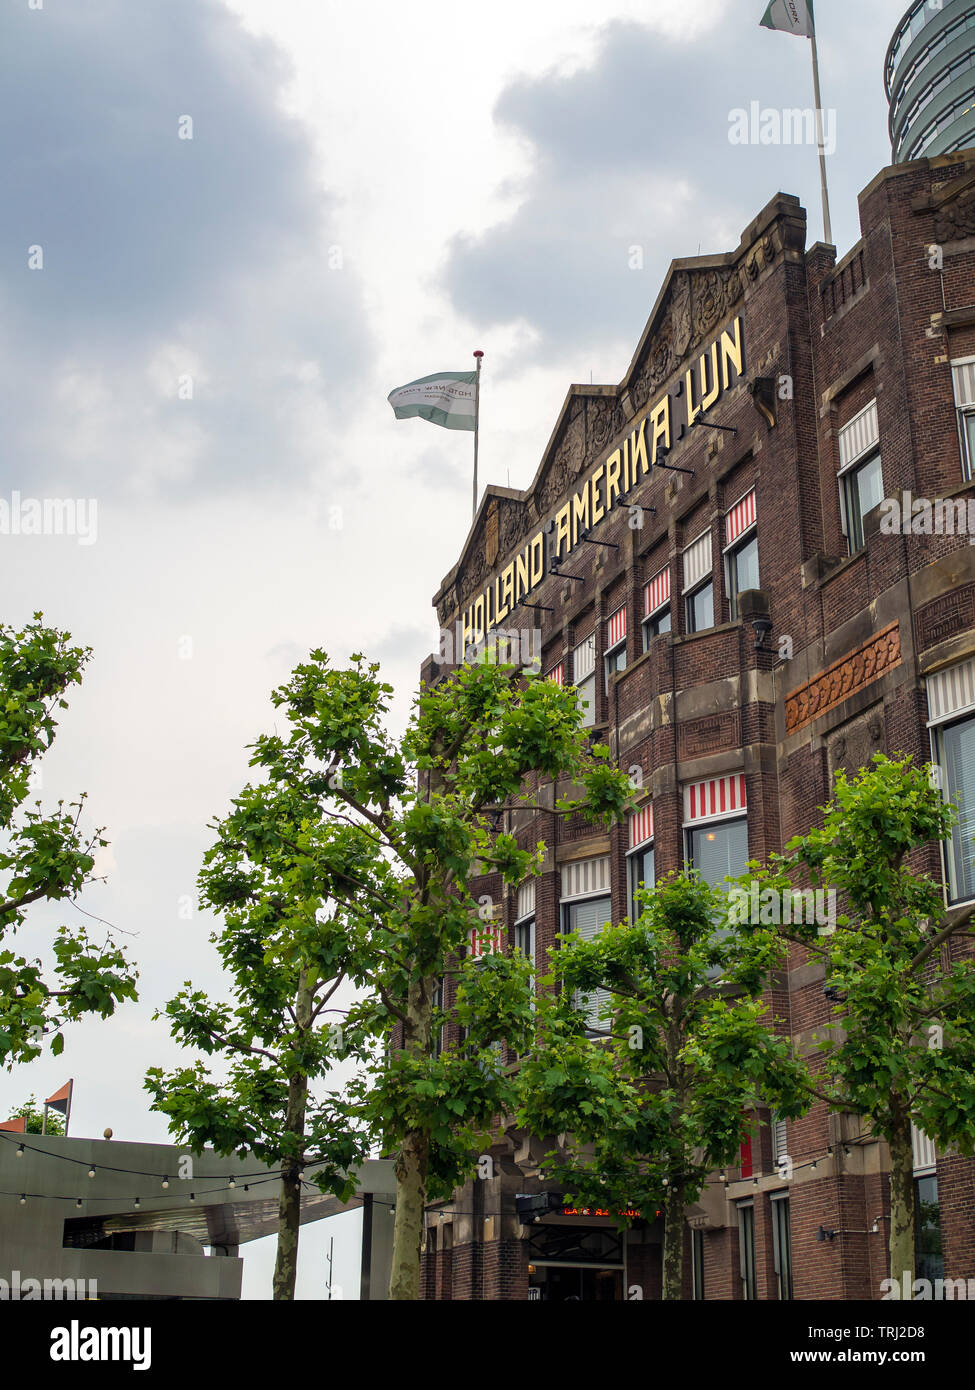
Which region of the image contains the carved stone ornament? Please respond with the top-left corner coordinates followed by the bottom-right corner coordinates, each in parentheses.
top-left (786, 622), bottom-right (901, 736)
top-left (485, 499), bottom-right (499, 569)
top-left (827, 707), bottom-right (887, 786)
top-left (934, 183), bottom-right (975, 244)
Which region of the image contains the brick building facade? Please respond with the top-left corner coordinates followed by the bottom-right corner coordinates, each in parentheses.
top-left (417, 149), bottom-right (975, 1300)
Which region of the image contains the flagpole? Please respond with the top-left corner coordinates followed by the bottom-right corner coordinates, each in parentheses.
top-left (473, 350), bottom-right (484, 521)
top-left (65, 1078), bottom-right (73, 1138)
top-left (809, 26), bottom-right (833, 246)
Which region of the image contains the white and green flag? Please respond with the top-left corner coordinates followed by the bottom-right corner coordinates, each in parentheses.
top-left (387, 371), bottom-right (477, 431)
top-left (760, 0), bottom-right (814, 37)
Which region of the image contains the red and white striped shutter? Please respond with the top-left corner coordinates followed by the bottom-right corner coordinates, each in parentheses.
top-left (560, 855), bottom-right (611, 901)
top-left (683, 532), bottom-right (712, 592)
top-left (516, 879), bottom-right (536, 921)
top-left (644, 566), bottom-right (671, 617)
top-left (838, 400), bottom-right (879, 472)
top-left (683, 773), bottom-right (748, 823)
top-left (547, 661), bottom-right (564, 686)
top-left (469, 914), bottom-right (504, 959)
top-left (726, 489), bottom-right (756, 545)
top-left (574, 634), bottom-right (596, 681)
top-left (607, 606), bottom-right (627, 649)
top-left (629, 804), bottom-right (654, 850)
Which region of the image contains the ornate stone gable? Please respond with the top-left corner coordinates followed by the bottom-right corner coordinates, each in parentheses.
top-left (434, 202), bottom-right (798, 627)
top-left (629, 260), bottom-right (755, 411)
top-left (915, 166), bottom-right (975, 244)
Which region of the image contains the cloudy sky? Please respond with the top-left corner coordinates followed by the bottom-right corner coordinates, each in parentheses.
top-left (0, 0), bottom-right (905, 1297)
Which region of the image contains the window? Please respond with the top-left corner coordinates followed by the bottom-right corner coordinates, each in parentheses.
top-left (737, 1201), bottom-right (756, 1301)
top-left (642, 566), bottom-right (671, 650)
top-left (838, 401), bottom-right (883, 554)
top-left (686, 582), bottom-right (714, 633)
top-left (841, 454), bottom-right (884, 553)
top-left (628, 845), bottom-right (655, 922)
top-left (915, 1175), bottom-right (945, 1286)
top-left (727, 535), bottom-right (759, 621)
top-left (687, 817), bottom-right (749, 888)
top-left (692, 1229), bottom-right (705, 1301)
top-left (683, 531), bottom-right (713, 634)
top-left (561, 856), bottom-right (611, 1034)
top-left (573, 634), bottom-right (596, 728)
top-left (951, 358), bottom-right (975, 480)
top-left (684, 775), bottom-right (749, 977)
top-left (604, 607), bottom-right (627, 694)
top-left (771, 1115), bottom-right (789, 1170)
top-left (936, 712), bottom-right (975, 903)
top-left (628, 805), bottom-right (655, 921)
top-left (725, 490), bottom-right (759, 621)
top-left (563, 896), bottom-right (612, 1032)
top-left (771, 1194), bottom-right (794, 1300)
top-left (514, 916), bottom-right (535, 963)
top-left (642, 608), bottom-right (671, 648)
top-left (514, 881), bottom-right (536, 1019)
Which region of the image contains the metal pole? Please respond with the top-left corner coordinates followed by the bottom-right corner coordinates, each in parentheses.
top-left (360, 1192), bottom-right (373, 1301)
top-left (473, 350), bottom-right (484, 520)
top-left (65, 1079), bottom-right (73, 1139)
top-left (810, 29), bottom-right (833, 246)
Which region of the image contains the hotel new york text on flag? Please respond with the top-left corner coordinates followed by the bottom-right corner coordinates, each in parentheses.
top-left (388, 352), bottom-right (485, 519)
top-left (759, 0), bottom-right (833, 245)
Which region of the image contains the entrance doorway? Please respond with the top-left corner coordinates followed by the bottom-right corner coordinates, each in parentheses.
top-left (528, 1264), bottom-right (624, 1301)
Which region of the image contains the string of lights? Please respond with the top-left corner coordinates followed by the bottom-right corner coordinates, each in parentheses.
top-left (0, 1173), bottom-right (284, 1207)
top-left (0, 1128), bottom-right (337, 1184)
top-left (0, 1129), bottom-right (867, 1221)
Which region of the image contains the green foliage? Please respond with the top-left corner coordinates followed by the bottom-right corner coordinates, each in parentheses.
top-left (767, 754), bottom-right (975, 1156)
top-left (145, 773), bottom-right (374, 1194)
top-left (0, 615), bottom-right (137, 1067)
top-left (7, 1093), bottom-right (66, 1135)
top-left (147, 649), bottom-right (633, 1295)
top-left (519, 870), bottom-right (810, 1223)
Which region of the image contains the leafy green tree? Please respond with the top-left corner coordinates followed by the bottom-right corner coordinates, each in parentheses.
top-left (145, 775), bottom-right (374, 1301)
top-left (749, 754), bottom-right (975, 1295)
top-left (233, 649), bottom-right (633, 1300)
top-left (518, 871), bottom-right (809, 1300)
top-left (0, 614), bottom-right (137, 1067)
top-left (6, 1093), bottom-right (66, 1134)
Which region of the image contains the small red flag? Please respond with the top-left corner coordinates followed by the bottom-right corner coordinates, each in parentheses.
top-left (0, 1116), bottom-right (27, 1132)
top-left (45, 1080), bottom-right (72, 1115)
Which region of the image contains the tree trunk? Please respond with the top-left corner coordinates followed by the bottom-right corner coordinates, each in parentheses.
top-left (388, 972), bottom-right (434, 1300)
top-left (389, 1127), bottom-right (431, 1300)
top-left (888, 1101), bottom-right (916, 1297)
top-left (272, 971), bottom-right (313, 1301)
top-left (661, 1183), bottom-right (685, 1300)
